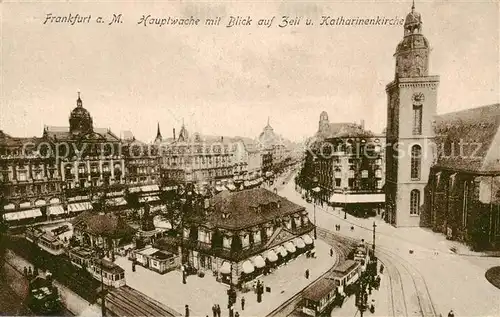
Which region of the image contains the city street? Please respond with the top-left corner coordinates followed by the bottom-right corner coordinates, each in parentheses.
top-left (278, 175), bottom-right (500, 317)
top-left (115, 239), bottom-right (334, 317)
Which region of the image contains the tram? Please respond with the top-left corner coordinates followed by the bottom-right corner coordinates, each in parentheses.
top-left (25, 227), bottom-right (65, 256)
top-left (301, 260), bottom-right (361, 316)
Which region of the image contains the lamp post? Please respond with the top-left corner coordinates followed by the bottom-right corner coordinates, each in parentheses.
top-left (372, 221), bottom-right (376, 253)
top-left (311, 177), bottom-right (320, 239)
top-left (343, 187), bottom-right (348, 219)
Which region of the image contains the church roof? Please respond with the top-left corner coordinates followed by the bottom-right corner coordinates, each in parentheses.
top-left (198, 188), bottom-right (304, 230)
top-left (433, 103), bottom-right (500, 173)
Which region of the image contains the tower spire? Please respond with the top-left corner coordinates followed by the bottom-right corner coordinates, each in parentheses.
top-left (267, 116), bottom-right (270, 126)
top-left (76, 91), bottom-right (82, 107)
top-left (155, 122), bottom-right (162, 142)
top-left (412, 0), bottom-right (415, 11)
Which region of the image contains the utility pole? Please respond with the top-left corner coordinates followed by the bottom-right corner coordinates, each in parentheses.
top-left (372, 221), bottom-right (376, 253)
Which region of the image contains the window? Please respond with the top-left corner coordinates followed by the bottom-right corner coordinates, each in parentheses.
top-left (361, 170), bottom-right (368, 178)
top-left (335, 179), bottom-right (341, 187)
top-left (377, 180), bottom-right (383, 189)
top-left (410, 145), bottom-right (422, 180)
top-left (375, 169), bottom-right (382, 178)
top-left (463, 182), bottom-right (468, 227)
top-left (410, 189), bottom-right (420, 215)
top-left (348, 170), bottom-right (355, 178)
top-left (412, 104), bottom-right (422, 135)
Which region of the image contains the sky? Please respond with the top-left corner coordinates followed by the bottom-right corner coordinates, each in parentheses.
top-left (1, 0), bottom-right (498, 143)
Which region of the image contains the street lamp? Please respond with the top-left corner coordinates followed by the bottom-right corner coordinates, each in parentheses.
top-left (343, 187), bottom-right (348, 219)
top-left (311, 177), bottom-right (320, 239)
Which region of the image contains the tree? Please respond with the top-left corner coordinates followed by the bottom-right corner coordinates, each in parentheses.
top-left (141, 204), bottom-right (155, 232)
top-left (124, 189), bottom-right (141, 218)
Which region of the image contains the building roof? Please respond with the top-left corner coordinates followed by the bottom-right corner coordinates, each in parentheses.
top-left (199, 188), bottom-right (305, 230)
top-left (0, 130), bottom-right (40, 148)
top-left (43, 126), bottom-right (120, 142)
top-left (317, 122), bottom-right (374, 139)
top-left (72, 211), bottom-right (136, 238)
top-left (433, 104), bottom-right (500, 173)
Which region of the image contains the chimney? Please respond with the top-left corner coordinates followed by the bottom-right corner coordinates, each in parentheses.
top-left (173, 128), bottom-right (176, 140)
top-left (360, 120), bottom-right (365, 130)
top-left (221, 136), bottom-right (224, 142)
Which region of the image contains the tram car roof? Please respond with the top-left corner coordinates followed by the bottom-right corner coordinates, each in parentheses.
top-left (332, 260), bottom-right (359, 276)
top-left (303, 277), bottom-right (338, 302)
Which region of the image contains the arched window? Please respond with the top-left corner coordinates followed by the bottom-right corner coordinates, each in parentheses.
top-left (410, 189), bottom-right (420, 215)
top-left (462, 182), bottom-right (468, 227)
top-left (413, 104), bottom-right (423, 135)
top-left (410, 145), bottom-right (422, 180)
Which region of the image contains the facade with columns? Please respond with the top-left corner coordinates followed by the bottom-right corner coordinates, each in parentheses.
top-left (385, 4), bottom-right (440, 227)
top-left (0, 132), bottom-right (63, 222)
top-left (0, 93), bottom-right (162, 223)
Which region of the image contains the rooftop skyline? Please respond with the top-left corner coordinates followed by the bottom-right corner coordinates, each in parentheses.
top-left (2, 1), bottom-right (498, 142)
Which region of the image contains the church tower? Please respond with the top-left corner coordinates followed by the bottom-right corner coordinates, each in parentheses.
top-left (385, 3), bottom-right (439, 227)
top-left (318, 111), bottom-right (329, 134)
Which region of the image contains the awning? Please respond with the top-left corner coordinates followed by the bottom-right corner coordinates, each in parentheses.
top-left (294, 237), bottom-right (306, 249)
top-left (219, 261), bottom-right (231, 274)
top-left (108, 197), bottom-right (127, 206)
top-left (243, 181), bottom-right (251, 187)
top-left (225, 184), bottom-right (237, 191)
top-left (48, 205), bottom-right (66, 216)
top-left (252, 255), bottom-right (266, 268)
top-left (329, 193), bottom-right (385, 204)
top-left (284, 242), bottom-right (296, 253)
top-left (162, 185), bottom-right (178, 191)
top-left (4, 208), bottom-right (42, 221)
top-left (215, 185), bottom-right (225, 192)
top-left (265, 250), bottom-right (278, 262)
top-left (68, 202), bottom-right (93, 213)
top-left (242, 260), bottom-right (255, 274)
top-left (275, 246), bottom-right (288, 257)
top-left (129, 187), bottom-right (141, 193)
top-left (139, 196), bottom-right (160, 203)
top-left (302, 234), bottom-right (314, 245)
top-left (3, 212), bottom-right (21, 221)
top-left (141, 185), bottom-right (160, 192)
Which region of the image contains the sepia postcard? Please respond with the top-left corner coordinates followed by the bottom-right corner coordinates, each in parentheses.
top-left (0, 0), bottom-right (499, 316)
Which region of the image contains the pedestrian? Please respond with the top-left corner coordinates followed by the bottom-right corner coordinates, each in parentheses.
top-left (241, 296), bottom-right (245, 310)
top-left (351, 226), bottom-right (354, 231)
top-left (330, 248), bottom-right (333, 257)
top-left (212, 304), bottom-right (217, 317)
top-left (380, 264), bottom-right (384, 274)
top-left (305, 269), bottom-right (310, 279)
top-left (185, 304), bottom-right (190, 317)
top-left (235, 312), bottom-right (240, 317)
top-left (229, 305), bottom-right (234, 317)
top-left (23, 266), bottom-right (28, 276)
top-left (216, 304), bottom-right (221, 317)
top-left (448, 310), bottom-right (455, 317)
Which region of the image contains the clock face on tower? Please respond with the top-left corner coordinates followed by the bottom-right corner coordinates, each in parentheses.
top-left (412, 92), bottom-right (425, 104)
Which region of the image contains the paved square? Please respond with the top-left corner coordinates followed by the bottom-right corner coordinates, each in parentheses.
top-left (115, 239), bottom-right (334, 317)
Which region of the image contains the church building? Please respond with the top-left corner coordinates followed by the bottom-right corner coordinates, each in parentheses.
top-left (385, 3), bottom-right (440, 227)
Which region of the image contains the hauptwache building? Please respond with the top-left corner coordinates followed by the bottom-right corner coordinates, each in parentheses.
top-left (179, 188), bottom-right (315, 287)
